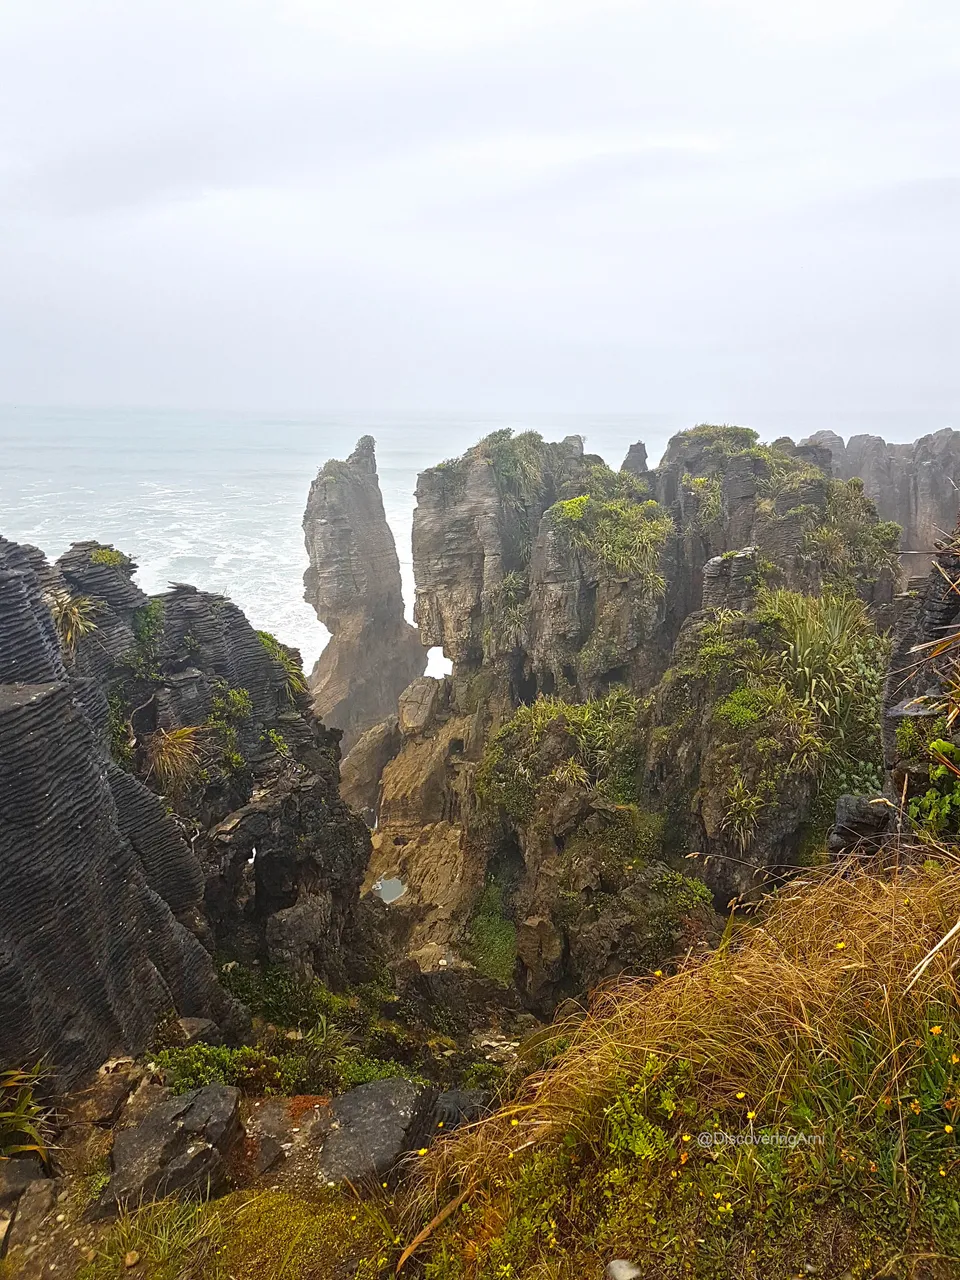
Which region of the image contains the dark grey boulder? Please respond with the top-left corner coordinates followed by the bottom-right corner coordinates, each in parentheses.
top-left (0, 1157), bottom-right (45, 1212)
top-left (315, 1078), bottom-right (430, 1185)
top-left (178, 1017), bottom-right (222, 1046)
top-left (5, 1178), bottom-right (56, 1253)
top-left (93, 1084), bottom-right (241, 1217)
top-left (827, 794), bottom-right (892, 859)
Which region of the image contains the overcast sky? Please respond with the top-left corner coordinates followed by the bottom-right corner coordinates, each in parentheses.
top-left (0, 0), bottom-right (957, 414)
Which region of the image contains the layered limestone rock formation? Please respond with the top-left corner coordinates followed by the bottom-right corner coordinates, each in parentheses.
top-left (58, 540), bottom-right (372, 987)
top-left (803, 427), bottom-right (960, 554)
top-left (303, 436), bottom-right (425, 754)
top-left (361, 426), bottom-right (903, 1008)
top-left (0, 537), bottom-right (240, 1089)
top-left (0, 529), bottom-right (376, 1086)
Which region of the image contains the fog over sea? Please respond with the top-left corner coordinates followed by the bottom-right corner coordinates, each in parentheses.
top-left (0, 406), bottom-right (950, 671)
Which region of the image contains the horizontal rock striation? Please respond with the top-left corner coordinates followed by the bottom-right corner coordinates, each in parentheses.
top-left (304, 436), bottom-right (426, 754)
top-left (52, 539), bottom-right (374, 988)
top-left (0, 538), bottom-right (239, 1089)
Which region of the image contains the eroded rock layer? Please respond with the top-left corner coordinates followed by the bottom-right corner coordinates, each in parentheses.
top-left (0, 539), bottom-right (239, 1089)
top-left (303, 436), bottom-right (425, 754)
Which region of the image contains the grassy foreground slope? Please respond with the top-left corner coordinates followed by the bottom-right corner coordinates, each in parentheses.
top-left (410, 858), bottom-right (960, 1280)
top-left (73, 860), bottom-right (960, 1280)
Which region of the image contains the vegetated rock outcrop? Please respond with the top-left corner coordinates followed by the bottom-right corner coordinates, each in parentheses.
top-left (803, 426), bottom-right (960, 555)
top-left (303, 436), bottom-right (426, 755)
top-left (0, 537), bottom-right (241, 1090)
top-left (866, 520), bottom-right (960, 854)
top-left (364, 426), bottom-right (903, 1009)
top-left (0, 527), bottom-right (376, 1087)
top-left (55, 540), bottom-right (372, 988)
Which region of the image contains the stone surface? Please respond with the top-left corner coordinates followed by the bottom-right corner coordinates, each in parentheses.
top-left (0, 537), bottom-right (240, 1089)
top-left (5, 1178), bottom-right (56, 1252)
top-left (64, 1068), bottom-right (141, 1128)
top-left (363, 425), bottom-right (900, 998)
top-left (313, 1079), bottom-right (429, 1184)
top-left (303, 436), bottom-right (425, 753)
top-left (339, 716), bottom-right (401, 825)
top-left (803, 426), bottom-right (960, 552)
top-left (0, 1158), bottom-right (45, 1212)
top-left (178, 1017), bottom-right (222, 1046)
top-left (96, 1085), bottom-right (242, 1214)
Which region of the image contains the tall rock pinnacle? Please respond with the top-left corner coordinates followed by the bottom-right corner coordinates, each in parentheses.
top-left (303, 436), bottom-right (426, 753)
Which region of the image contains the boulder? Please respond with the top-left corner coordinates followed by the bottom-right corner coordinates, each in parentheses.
top-left (94, 1084), bottom-right (242, 1215)
top-left (178, 1017), bottom-right (222, 1047)
top-left (4, 1178), bottom-right (56, 1253)
top-left (0, 1157), bottom-right (45, 1212)
top-left (314, 1078), bottom-right (431, 1185)
top-left (340, 716), bottom-right (401, 825)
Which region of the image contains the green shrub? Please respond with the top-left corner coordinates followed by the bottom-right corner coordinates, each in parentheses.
top-left (153, 1044), bottom-right (288, 1095)
top-left (130, 599), bottom-right (164, 677)
top-left (256, 630), bottom-right (308, 700)
top-left (548, 493), bottom-right (672, 590)
top-left (89, 546), bottom-right (128, 567)
top-left (46, 589), bottom-right (98, 653)
top-left (476, 688), bottom-right (642, 821)
top-left (715, 686), bottom-right (763, 729)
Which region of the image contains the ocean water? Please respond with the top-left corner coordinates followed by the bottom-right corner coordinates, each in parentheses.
top-left (0, 405), bottom-right (949, 669)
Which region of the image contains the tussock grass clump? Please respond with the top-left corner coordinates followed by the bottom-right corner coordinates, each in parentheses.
top-left (0, 1064), bottom-right (49, 1161)
top-left (144, 724), bottom-right (204, 794)
top-left (46, 589), bottom-right (98, 653)
top-left (408, 861), bottom-right (960, 1278)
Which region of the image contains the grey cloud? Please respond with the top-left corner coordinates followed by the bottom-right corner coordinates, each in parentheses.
top-left (0, 0), bottom-right (957, 414)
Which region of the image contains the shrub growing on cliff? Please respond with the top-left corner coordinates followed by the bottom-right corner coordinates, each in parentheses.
top-left (47, 589), bottom-right (97, 654)
top-left (130, 598), bottom-right (164, 677)
top-left (89, 546), bottom-right (129, 567)
top-left (256, 629), bottom-right (307, 700)
top-left (549, 493), bottom-right (673, 592)
top-left (711, 590), bottom-right (889, 849)
top-left (463, 880), bottom-right (517, 986)
top-left (144, 725), bottom-right (204, 795)
top-left (476, 688), bottom-right (642, 820)
top-left (802, 477), bottom-right (901, 589)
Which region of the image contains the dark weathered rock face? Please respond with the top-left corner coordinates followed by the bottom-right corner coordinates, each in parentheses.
top-left (0, 538), bottom-right (240, 1090)
top-left (313, 1078), bottom-right (430, 1184)
top-left (304, 436), bottom-right (426, 754)
top-left (1, 526), bottom-right (376, 1084)
top-left (53, 540), bottom-right (372, 989)
top-left (803, 427), bottom-right (960, 552)
top-left (95, 1084), bottom-right (242, 1214)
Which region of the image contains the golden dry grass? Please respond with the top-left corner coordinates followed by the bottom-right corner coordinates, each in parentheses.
top-left (411, 856), bottom-right (960, 1258)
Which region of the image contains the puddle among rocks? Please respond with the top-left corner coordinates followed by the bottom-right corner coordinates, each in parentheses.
top-left (374, 876), bottom-right (407, 904)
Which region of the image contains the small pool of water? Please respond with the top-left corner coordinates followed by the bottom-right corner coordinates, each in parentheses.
top-left (374, 876), bottom-right (407, 904)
